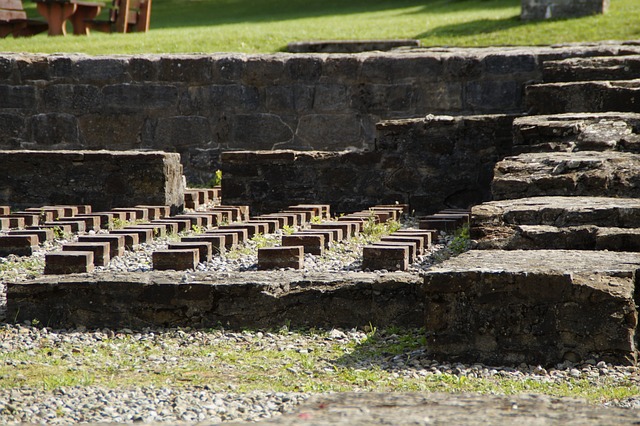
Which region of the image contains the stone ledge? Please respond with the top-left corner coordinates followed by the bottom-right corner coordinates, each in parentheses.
top-left (6, 271), bottom-right (423, 330)
top-left (422, 250), bottom-right (640, 366)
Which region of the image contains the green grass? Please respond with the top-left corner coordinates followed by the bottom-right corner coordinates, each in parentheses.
top-left (0, 326), bottom-right (637, 403)
top-left (0, 0), bottom-right (638, 54)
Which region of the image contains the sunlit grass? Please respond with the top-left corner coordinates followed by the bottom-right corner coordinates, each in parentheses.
top-left (0, 0), bottom-right (637, 54)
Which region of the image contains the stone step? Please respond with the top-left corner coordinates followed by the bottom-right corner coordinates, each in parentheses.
top-left (472, 196), bottom-right (640, 249)
top-left (542, 55), bottom-right (640, 83)
top-left (512, 112), bottom-right (640, 154)
top-left (474, 225), bottom-right (640, 251)
top-left (492, 151), bottom-right (640, 200)
top-left (525, 80), bottom-right (640, 115)
top-left (423, 249), bottom-right (640, 366)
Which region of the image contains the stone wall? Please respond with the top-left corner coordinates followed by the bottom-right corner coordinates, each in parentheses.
top-left (2, 44), bottom-right (640, 184)
top-left (521, 0), bottom-right (610, 20)
top-left (222, 115), bottom-right (515, 215)
top-left (0, 150), bottom-right (184, 212)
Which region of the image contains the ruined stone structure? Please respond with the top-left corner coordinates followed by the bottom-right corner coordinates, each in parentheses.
top-left (1, 42), bottom-right (639, 186)
top-left (0, 150), bottom-right (184, 212)
top-left (521, 0), bottom-right (610, 20)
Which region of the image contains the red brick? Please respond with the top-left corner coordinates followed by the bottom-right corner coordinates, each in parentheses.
top-left (168, 242), bottom-right (213, 262)
top-left (0, 206), bottom-right (9, 215)
top-left (62, 242), bottom-right (111, 267)
top-left (301, 227), bottom-right (342, 242)
top-left (204, 231), bottom-right (239, 249)
top-left (219, 205), bottom-right (250, 221)
top-left (287, 204), bottom-right (322, 218)
top-left (362, 245), bottom-right (408, 272)
top-left (44, 251), bottom-right (94, 274)
top-left (153, 218), bottom-right (191, 233)
top-left (70, 215), bottom-right (102, 232)
top-left (152, 249), bottom-right (199, 271)
top-left (189, 212), bottom-right (222, 227)
top-left (376, 204), bottom-right (410, 214)
top-left (58, 205), bottom-right (79, 217)
top-left (0, 216), bottom-right (25, 229)
top-left (208, 228), bottom-right (248, 243)
top-left (380, 235), bottom-right (425, 255)
top-left (248, 219), bottom-right (279, 233)
top-left (40, 223), bottom-right (73, 236)
top-left (27, 207), bottom-right (64, 220)
top-left (111, 208), bottom-right (149, 221)
top-left (150, 220), bottom-right (179, 235)
top-left (280, 211), bottom-right (307, 226)
top-left (297, 230), bottom-right (333, 248)
top-left (291, 204), bottom-right (331, 219)
top-left (127, 224), bottom-right (166, 238)
top-left (135, 205), bottom-right (170, 220)
top-left (310, 222), bottom-right (353, 239)
top-left (184, 191), bottom-right (199, 210)
top-left (8, 212), bottom-right (40, 226)
top-left (0, 217), bottom-right (11, 230)
top-left (207, 208), bottom-right (234, 222)
top-left (218, 223), bottom-right (260, 238)
top-left (392, 230), bottom-right (433, 248)
top-left (9, 228), bottom-right (54, 243)
top-left (419, 219), bottom-right (459, 232)
top-left (372, 241), bottom-right (417, 263)
top-left (282, 234), bottom-right (324, 255)
top-left (0, 235), bottom-right (38, 256)
top-left (108, 232), bottom-right (140, 249)
top-left (173, 214), bottom-right (205, 229)
top-left (283, 209), bottom-right (313, 222)
top-left (44, 220), bottom-right (86, 233)
top-left (77, 235), bottom-right (125, 258)
top-left (258, 246), bottom-right (304, 270)
top-left (181, 235), bottom-right (225, 254)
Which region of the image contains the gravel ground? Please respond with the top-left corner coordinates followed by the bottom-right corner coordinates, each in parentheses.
top-left (2, 224), bottom-right (640, 424)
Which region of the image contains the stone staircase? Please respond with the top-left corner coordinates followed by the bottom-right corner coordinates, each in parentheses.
top-left (423, 53), bottom-right (640, 366)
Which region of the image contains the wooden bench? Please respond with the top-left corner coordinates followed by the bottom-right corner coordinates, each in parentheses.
top-left (0, 0), bottom-right (48, 37)
top-left (34, 0), bottom-right (104, 35)
top-left (87, 0), bottom-right (151, 33)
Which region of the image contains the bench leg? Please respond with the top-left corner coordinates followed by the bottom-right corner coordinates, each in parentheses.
top-left (114, 0), bottom-right (130, 33)
top-left (36, 2), bottom-right (77, 36)
top-left (70, 5), bottom-right (102, 35)
top-left (135, 0), bottom-right (151, 32)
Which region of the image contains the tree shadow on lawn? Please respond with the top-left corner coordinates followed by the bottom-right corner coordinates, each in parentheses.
top-left (149, 0), bottom-right (520, 30)
top-left (415, 15), bottom-right (530, 40)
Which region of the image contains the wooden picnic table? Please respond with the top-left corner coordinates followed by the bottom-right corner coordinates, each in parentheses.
top-left (34, 0), bottom-right (104, 35)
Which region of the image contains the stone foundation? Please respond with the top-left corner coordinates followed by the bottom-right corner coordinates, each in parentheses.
top-left (422, 250), bottom-right (640, 366)
top-left (0, 150), bottom-right (185, 212)
top-left (6, 271), bottom-right (423, 329)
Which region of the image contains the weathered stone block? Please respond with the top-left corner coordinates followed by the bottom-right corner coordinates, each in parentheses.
top-left (152, 249), bottom-right (199, 271)
top-left (9, 229), bottom-right (54, 243)
top-left (0, 150), bottom-right (184, 213)
top-left (492, 151), bottom-right (640, 200)
top-left (380, 235), bottom-right (424, 255)
top-left (282, 234), bottom-right (324, 256)
top-left (372, 241), bottom-right (417, 263)
top-left (521, 0), bottom-right (609, 20)
top-left (423, 250), bottom-right (640, 365)
top-left (258, 246), bottom-right (304, 270)
top-left (362, 245), bottom-right (408, 271)
top-left (44, 251), bottom-right (94, 274)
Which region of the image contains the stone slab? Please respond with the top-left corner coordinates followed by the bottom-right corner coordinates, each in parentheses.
top-left (512, 112), bottom-right (640, 154)
top-left (422, 250), bottom-right (640, 366)
top-left (242, 392), bottom-right (640, 425)
top-left (542, 55), bottom-right (640, 83)
top-left (521, 0), bottom-right (609, 20)
top-left (0, 150), bottom-right (184, 213)
top-left (526, 80), bottom-right (640, 115)
top-left (492, 151), bottom-right (640, 200)
top-left (6, 271), bottom-right (423, 329)
top-left (472, 196), bottom-right (640, 249)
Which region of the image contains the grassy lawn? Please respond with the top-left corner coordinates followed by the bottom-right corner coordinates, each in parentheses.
top-left (0, 0), bottom-right (638, 55)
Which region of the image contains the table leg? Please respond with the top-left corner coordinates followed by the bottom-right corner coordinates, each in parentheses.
top-left (71, 5), bottom-right (102, 35)
top-left (36, 2), bottom-right (77, 36)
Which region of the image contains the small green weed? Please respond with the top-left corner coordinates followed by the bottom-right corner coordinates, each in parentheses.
top-left (449, 225), bottom-right (470, 255)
